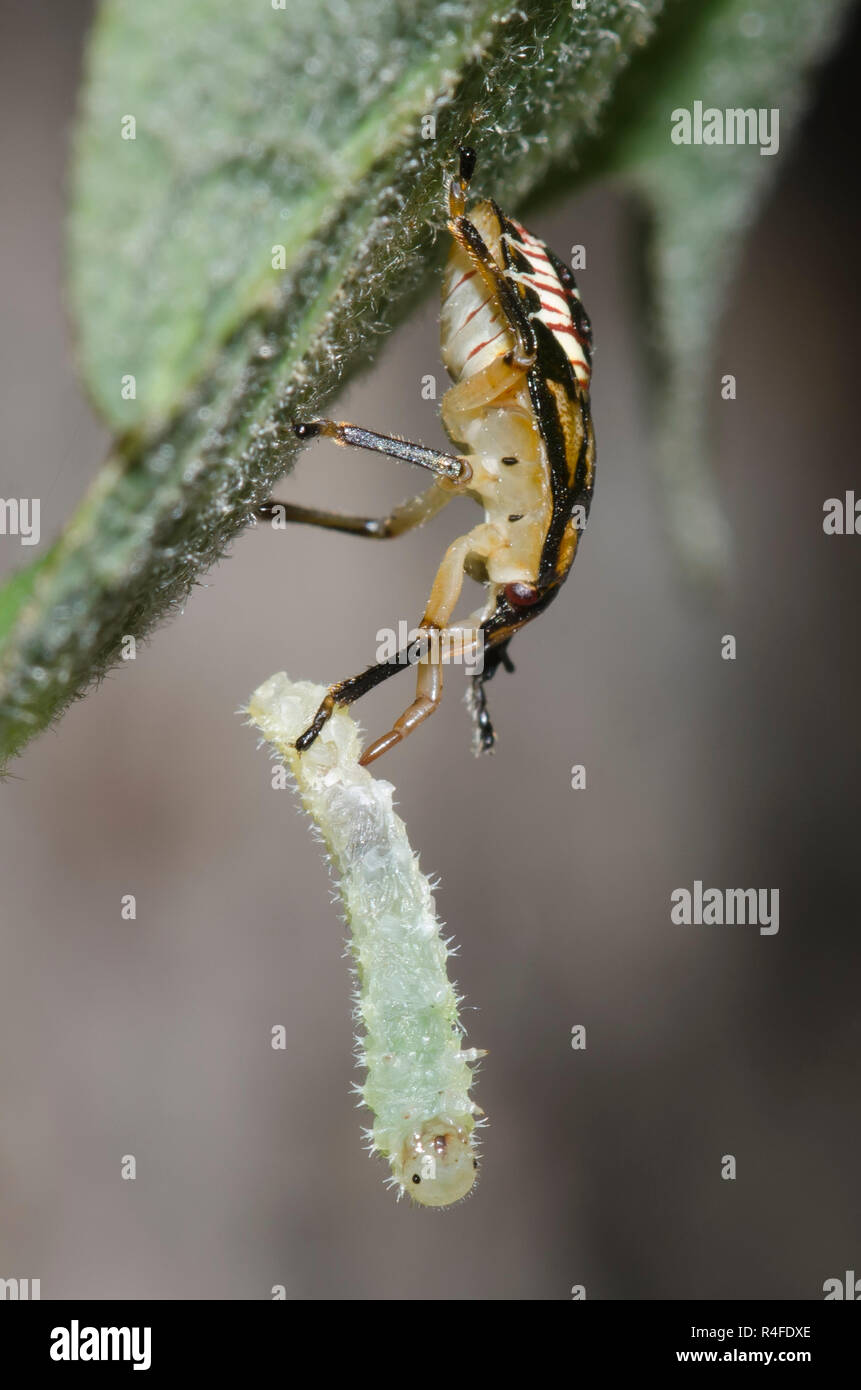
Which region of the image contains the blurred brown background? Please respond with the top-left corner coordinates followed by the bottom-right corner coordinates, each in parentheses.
top-left (1, 0), bottom-right (859, 1299)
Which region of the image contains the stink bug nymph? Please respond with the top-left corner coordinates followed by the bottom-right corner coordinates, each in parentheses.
top-left (258, 149), bottom-right (596, 765)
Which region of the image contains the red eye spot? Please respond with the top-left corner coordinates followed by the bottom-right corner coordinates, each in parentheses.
top-left (504, 582), bottom-right (540, 608)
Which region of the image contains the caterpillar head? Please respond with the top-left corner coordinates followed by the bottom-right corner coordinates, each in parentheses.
top-left (395, 1119), bottom-right (477, 1207)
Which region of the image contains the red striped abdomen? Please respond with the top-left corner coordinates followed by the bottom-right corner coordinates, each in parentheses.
top-left (504, 218), bottom-right (591, 390)
top-left (440, 205), bottom-right (513, 383)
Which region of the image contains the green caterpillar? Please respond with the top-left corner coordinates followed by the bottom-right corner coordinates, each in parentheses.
top-left (247, 674), bottom-right (484, 1207)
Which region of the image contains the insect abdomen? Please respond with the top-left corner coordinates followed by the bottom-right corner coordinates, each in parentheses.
top-left (504, 218), bottom-right (592, 391)
top-left (440, 203), bottom-right (513, 383)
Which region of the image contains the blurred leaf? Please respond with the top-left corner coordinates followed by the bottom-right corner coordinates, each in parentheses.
top-left (602, 0), bottom-right (853, 581)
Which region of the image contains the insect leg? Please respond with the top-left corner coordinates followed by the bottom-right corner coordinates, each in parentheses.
top-left (294, 530), bottom-right (488, 754)
top-left (257, 483), bottom-right (453, 539)
top-left (440, 354), bottom-right (526, 440)
top-left (291, 419), bottom-right (471, 483)
top-left (358, 525), bottom-right (497, 765)
top-left (295, 657), bottom-right (413, 753)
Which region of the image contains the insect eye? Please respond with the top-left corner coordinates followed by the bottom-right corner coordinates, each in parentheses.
top-left (504, 582), bottom-right (540, 608)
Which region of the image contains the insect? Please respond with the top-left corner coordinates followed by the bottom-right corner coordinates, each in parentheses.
top-left (258, 147), bottom-right (596, 765)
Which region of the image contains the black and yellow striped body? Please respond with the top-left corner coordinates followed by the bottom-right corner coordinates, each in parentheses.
top-left (268, 150), bottom-right (598, 763)
top-left (440, 197), bottom-right (596, 659)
